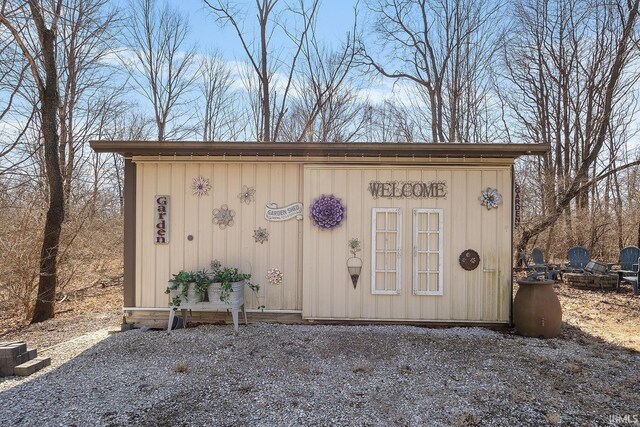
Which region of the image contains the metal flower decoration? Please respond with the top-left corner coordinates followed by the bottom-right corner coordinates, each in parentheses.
top-left (348, 238), bottom-right (361, 256)
top-left (212, 204), bottom-right (236, 229)
top-left (210, 259), bottom-right (222, 270)
top-left (266, 268), bottom-right (283, 285)
top-left (253, 227), bottom-right (269, 244)
top-left (479, 187), bottom-right (503, 210)
top-left (238, 185), bottom-right (256, 204)
top-left (191, 176), bottom-right (211, 197)
top-left (309, 194), bottom-right (346, 230)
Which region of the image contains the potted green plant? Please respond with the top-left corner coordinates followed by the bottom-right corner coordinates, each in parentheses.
top-left (165, 270), bottom-right (195, 307)
top-left (214, 267), bottom-right (249, 304)
top-left (193, 269), bottom-right (213, 302)
top-left (210, 266), bottom-right (263, 309)
top-left (207, 270), bottom-right (222, 304)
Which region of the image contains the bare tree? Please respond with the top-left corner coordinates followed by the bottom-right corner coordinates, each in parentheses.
top-left (56, 0), bottom-right (120, 206)
top-left (268, 4), bottom-right (365, 142)
top-left (0, 37), bottom-right (35, 171)
top-left (99, 109), bottom-right (153, 212)
top-left (503, 0), bottom-right (640, 259)
top-left (360, 0), bottom-right (503, 143)
top-left (1, 0), bottom-right (66, 323)
top-left (123, 0), bottom-right (198, 141)
top-left (204, 0), bottom-right (319, 142)
top-left (360, 100), bottom-right (418, 142)
top-left (198, 51), bottom-right (242, 141)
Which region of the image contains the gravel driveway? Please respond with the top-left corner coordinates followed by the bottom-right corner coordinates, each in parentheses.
top-left (0, 323), bottom-right (638, 426)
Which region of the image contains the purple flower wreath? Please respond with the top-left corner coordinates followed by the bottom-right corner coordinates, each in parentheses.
top-left (309, 194), bottom-right (346, 230)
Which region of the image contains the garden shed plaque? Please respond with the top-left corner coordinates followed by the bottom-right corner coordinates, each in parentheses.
top-left (265, 202), bottom-right (303, 221)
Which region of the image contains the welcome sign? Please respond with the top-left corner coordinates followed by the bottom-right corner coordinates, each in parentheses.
top-left (368, 181), bottom-right (447, 199)
top-left (265, 202), bottom-right (304, 221)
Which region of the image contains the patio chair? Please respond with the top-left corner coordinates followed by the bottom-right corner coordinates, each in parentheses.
top-left (531, 248), bottom-right (545, 266)
top-left (609, 248), bottom-right (640, 294)
top-left (621, 257), bottom-right (639, 294)
top-left (564, 246), bottom-right (590, 273)
top-left (608, 246), bottom-right (640, 271)
top-left (531, 248), bottom-right (561, 280)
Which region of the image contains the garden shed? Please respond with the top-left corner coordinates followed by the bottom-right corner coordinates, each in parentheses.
top-left (90, 141), bottom-right (548, 326)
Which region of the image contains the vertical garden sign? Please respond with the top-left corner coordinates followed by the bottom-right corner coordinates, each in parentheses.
top-left (155, 195), bottom-right (170, 244)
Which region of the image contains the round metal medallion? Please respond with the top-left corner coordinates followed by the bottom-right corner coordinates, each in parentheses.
top-left (459, 249), bottom-right (480, 271)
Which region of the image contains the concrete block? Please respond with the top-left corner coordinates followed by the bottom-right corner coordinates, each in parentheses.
top-left (13, 357), bottom-right (44, 377)
top-left (0, 342), bottom-right (27, 359)
top-left (0, 356), bottom-right (18, 371)
top-left (0, 347), bottom-right (19, 360)
top-left (0, 356), bottom-right (14, 368)
top-left (0, 358), bottom-right (11, 376)
top-left (14, 342), bottom-right (27, 354)
top-left (23, 348), bottom-right (37, 362)
top-left (39, 356), bottom-right (51, 368)
top-left (0, 341), bottom-right (21, 348)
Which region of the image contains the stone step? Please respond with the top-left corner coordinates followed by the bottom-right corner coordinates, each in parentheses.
top-left (13, 357), bottom-right (51, 377)
top-left (0, 342), bottom-right (27, 360)
top-left (23, 348), bottom-right (38, 362)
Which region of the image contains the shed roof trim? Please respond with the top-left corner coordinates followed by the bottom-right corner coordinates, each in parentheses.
top-left (90, 141), bottom-right (549, 159)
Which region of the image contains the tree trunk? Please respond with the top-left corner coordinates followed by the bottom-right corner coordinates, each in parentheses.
top-left (429, 89), bottom-right (438, 143)
top-left (260, 10), bottom-right (270, 142)
top-left (31, 24), bottom-right (65, 324)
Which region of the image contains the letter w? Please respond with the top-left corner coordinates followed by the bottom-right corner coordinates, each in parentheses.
top-left (369, 182), bottom-right (382, 198)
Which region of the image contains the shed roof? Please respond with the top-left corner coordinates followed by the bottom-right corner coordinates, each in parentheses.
top-left (90, 140), bottom-right (549, 159)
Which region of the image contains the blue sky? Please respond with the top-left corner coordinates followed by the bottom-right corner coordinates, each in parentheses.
top-left (177, 0), bottom-right (360, 60)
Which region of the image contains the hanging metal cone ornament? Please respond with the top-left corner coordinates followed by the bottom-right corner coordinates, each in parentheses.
top-left (347, 256), bottom-right (362, 289)
top-left (349, 272), bottom-right (360, 289)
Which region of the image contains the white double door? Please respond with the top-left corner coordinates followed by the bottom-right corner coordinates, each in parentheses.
top-left (372, 208), bottom-right (443, 296)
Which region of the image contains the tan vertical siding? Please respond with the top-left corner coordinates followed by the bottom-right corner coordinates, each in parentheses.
top-left (168, 163), bottom-right (186, 305)
top-left (464, 170), bottom-right (483, 320)
top-left (135, 161), bottom-right (302, 310)
top-left (449, 170), bottom-right (467, 320)
top-left (154, 164), bottom-right (172, 306)
top-left (436, 168), bottom-right (452, 320)
top-left (302, 165), bottom-right (512, 323)
top-left (135, 159), bottom-right (512, 322)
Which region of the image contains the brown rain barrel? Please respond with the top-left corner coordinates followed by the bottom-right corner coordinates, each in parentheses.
top-left (513, 278), bottom-right (562, 338)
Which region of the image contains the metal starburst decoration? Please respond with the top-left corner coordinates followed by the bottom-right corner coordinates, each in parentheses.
top-left (212, 204), bottom-right (236, 229)
top-left (348, 238), bottom-right (361, 256)
top-left (237, 185), bottom-right (256, 204)
top-left (210, 259), bottom-right (222, 270)
top-left (309, 194), bottom-right (346, 230)
top-left (266, 268), bottom-right (283, 285)
top-left (479, 187), bottom-right (503, 210)
top-left (253, 227), bottom-right (269, 244)
top-left (191, 176), bottom-right (211, 197)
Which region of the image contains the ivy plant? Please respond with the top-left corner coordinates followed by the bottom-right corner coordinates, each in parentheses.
top-left (212, 267), bottom-right (264, 310)
top-left (165, 270), bottom-right (195, 306)
top-left (193, 269), bottom-right (213, 295)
